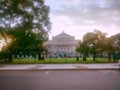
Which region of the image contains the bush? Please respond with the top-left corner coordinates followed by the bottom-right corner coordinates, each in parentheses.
top-left (0, 51), bottom-right (6, 59)
top-left (0, 51), bottom-right (12, 62)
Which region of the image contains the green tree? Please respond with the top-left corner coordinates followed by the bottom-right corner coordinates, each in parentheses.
top-left (112, 33), bottom-right (120, 51)
top-left (112, 33), bottom-right (120, 61)
top-left (82, 30), bottom-right (107, 61)
top-left (0, 0), bottom-right (51, 61)
top-left (76, 41), bottom-right (89, 61)
top-left (103, 37), bottom-right (115, 62)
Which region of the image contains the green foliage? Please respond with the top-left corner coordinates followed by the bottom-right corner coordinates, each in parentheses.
top-left (112, 33), bottom-right (120, 51)
top-left (0, 51), bottom-right (12, 62)
top-left (83, 30), bottom-right (107, 52)
top-left (0, 0), bottom-right (51, 59)
top-left (0, 0), bottom-right (51, 30)
top-left (76, 41), bottom-right (89, 60)
top-left (76, 30), bottom-right (107, 61)
top-left (76, 30), bottom-right (120, 62)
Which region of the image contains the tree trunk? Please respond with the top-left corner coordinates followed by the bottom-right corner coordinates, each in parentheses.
top-left (113, 52), bottom-right (116, 63)
top-left (83, 53), bottom-right (87, 61)
top-left (108, 53), bottom-right (111, 63)
top-left (8, 52), bottom-right (13, 62)
top-left (93, 52), bottom-right (96, 61)
top-left (9, 54), bottom-right (13, 62)
top-left (38, 52), bottom-right (41, 60)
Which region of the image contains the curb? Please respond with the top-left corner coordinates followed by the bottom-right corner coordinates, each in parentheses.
top-left (0, 68), bottom-right (120, 71)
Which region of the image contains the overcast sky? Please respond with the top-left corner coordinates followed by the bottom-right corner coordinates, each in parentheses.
top-left (45, 0), bottom-right (120, 40)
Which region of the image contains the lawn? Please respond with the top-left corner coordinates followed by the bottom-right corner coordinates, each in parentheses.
top-left (11, 57), bottom-right (117, 64)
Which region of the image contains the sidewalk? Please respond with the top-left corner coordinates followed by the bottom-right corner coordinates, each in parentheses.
top-left (0, 63), bottom-right (120, 71)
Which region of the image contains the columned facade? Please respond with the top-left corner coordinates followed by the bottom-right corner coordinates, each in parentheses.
top-left (47, 32), bottom-right (80, 57)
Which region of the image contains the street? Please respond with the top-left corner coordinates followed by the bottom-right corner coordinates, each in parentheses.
top-left (0, 70), bottom-right (120, 90)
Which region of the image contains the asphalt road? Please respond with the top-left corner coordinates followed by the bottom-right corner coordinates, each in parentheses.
top-left (0, 70), bottom-right (120, 90)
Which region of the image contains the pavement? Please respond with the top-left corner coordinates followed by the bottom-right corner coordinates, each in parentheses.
top-left (0, 63), bottom-right (120, 71)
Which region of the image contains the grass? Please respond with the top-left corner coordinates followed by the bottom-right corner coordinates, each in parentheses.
top-left (11, 57), bottom-right (117, 64)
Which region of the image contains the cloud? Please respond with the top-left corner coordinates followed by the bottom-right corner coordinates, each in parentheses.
top-left (45, 0), bottom-right (120, 39)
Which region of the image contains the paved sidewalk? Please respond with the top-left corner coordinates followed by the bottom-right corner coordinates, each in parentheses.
top-left (0, 63), bottom-right (120, 71)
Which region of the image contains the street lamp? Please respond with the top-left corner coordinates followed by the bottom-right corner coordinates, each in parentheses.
top-left (89, 44), bottom-right (96, 61)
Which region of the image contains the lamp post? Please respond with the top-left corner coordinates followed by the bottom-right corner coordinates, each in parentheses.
top-left (89, 44), bottom-right (96, 61)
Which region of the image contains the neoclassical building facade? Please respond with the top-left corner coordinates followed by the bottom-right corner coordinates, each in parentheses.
top-left (47, 32), bottom-right (80, 57)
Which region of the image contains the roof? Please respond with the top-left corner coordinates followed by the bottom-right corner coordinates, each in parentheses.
top-left (52, 31), bottom-right (74, 39)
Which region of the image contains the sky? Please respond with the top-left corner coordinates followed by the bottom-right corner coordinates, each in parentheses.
top-left (44, 0), bottom-right (120, 40)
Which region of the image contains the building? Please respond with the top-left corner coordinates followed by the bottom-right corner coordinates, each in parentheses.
top-left (47, 31), bottom-right (80, 57)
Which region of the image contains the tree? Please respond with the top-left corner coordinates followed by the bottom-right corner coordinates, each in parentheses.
top-left (112, 33), bottom-right (120, 51)
top-left (76, 41), bottom-right (89, 61)
top-left (81, 30), bottom-right (107, 61)
top-left (0, 0), bottom-right (51, 61)
top-left (112, 33), bottom-right (120, 61)
top-left (103, 37), bottom-right (114, 62)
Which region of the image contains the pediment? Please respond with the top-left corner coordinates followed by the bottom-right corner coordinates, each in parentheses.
top-left (53, 32), bottom-right (74, 39)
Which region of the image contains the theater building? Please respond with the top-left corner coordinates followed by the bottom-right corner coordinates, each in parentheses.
top-left (47, 31), bottom-right (80, 57)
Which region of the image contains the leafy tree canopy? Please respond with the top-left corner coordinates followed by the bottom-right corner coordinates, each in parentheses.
top-left (112, 33), bottom-right (120, 51)
top-left (0, 0), bottom-right (51, 54)
top-left (76, 30), bottom-right (107, 61)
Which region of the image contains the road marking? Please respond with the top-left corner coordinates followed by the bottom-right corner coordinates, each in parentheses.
top-left (46, 71), bottom-right (50, 75)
